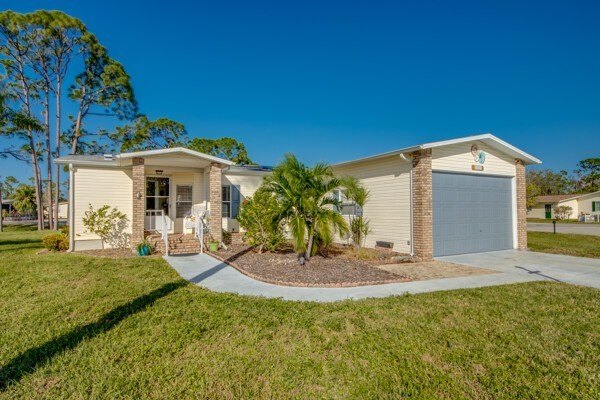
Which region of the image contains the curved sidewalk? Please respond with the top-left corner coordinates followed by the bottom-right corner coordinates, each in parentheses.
top-left (164, 253), bottom-right (542, 302)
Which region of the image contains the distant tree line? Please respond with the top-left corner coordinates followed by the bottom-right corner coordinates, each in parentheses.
top-left (0, 10), bottom-right (253, 231)
top-left (526, 158), bottom-right (600, 208)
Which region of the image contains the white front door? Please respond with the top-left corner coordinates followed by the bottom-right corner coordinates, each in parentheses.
top-left (145, 177), bottom-right (174, 232)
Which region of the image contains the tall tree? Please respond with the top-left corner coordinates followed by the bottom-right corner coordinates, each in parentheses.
top-left (27, 11), bottom-right (88, 229)
top-left (187, 137), bottom-right (253, 164)
top-left (526, 169), bottom-right (575, 196)
top-left (0, 13), bottom-right (45, 229)
top-left (1, 10), bottom-right (136, 229)
top-left (575, 158), bottom-right (600, 192)
top-left (115, 116), bottom-right (187, 152)
top-left (68, 35), bottom-right (137, 154)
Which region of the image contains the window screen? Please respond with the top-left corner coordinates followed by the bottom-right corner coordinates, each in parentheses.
top-left (176, 185), bottom-right (193, 218)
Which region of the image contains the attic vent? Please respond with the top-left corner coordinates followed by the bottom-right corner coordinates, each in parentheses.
top-left (103, 154), bottom-right (114, 161)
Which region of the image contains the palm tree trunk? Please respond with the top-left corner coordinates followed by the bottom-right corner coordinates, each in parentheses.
top-left (305, 226), bottom-right (314, 261)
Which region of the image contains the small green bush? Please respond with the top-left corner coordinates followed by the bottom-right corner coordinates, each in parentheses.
top-left (237, 187), bottom-right (285, 253)
top-left (42, 232), bottom-right (69, 251)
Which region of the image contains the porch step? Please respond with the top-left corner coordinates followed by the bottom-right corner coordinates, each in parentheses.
top-left (146, 233), bottom-right (201, 255)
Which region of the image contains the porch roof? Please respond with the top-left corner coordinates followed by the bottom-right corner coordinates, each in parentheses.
top-left (55, 147), bottom-right (234, 168)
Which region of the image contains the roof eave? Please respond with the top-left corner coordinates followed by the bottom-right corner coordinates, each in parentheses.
top-left (116, 147), bottom-right (235, 166)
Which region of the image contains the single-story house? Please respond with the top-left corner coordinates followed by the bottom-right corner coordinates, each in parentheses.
top-left (1, 198), bottom-right (14, 214)
top-left (55, 133), bottom-right (541, 260)
top-left (528, 191), bottom-right (600, 220)
top-left (43, 201), bottom-right (69, 220)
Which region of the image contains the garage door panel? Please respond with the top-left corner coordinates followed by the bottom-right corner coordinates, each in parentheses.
top-left (433, 172), bottom-right (513, 256)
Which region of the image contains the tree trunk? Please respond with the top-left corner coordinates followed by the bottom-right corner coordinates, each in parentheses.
top-left (30, 148), bottom-right (44, 230)
top-left (305, 226), bottom-right (314, 261)
top-left (44, 91), bottom-right (54, 230)
top-left (71, 87), bottom-right (86, 155)
top-left (16, 56), bottom-right (44, 230)
top-left (0, 187), bottom-right (3, 233)
top-left (54, 77), bottom-right (62, 230)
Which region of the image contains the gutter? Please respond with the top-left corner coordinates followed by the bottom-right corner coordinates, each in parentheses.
top-left (68, 164), bottom-right (75, 252)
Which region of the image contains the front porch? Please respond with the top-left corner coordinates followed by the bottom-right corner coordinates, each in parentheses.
top-left (127, 148), bottom-right (235, 253)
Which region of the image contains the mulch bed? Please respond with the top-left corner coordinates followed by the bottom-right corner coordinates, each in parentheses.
top-left (75, 248), bottom-right (141, 259)
top-left (211, 244), bottom-right (412, 287)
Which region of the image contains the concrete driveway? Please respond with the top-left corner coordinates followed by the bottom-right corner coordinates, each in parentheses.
top-left (528, 222), bottom-right (600, 236)
top-left (438, 250), bottom-right (600, 289)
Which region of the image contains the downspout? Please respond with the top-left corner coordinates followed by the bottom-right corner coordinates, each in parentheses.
top-left (400, 153), bottom-right (414, 256)
top-left (68, 164), bottom-right (75, 252)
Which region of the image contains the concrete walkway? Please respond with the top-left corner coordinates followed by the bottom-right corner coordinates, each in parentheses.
top-left (528, 222), bottom-right (600, 236)
top-left (165, 253), bottom-right (545, 302)
top-left (438, 250), bottom-right (600, 289)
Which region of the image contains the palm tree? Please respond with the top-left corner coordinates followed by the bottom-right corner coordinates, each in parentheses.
top-left (340, 176), bottom-right (371, 250)
top-left (12, 184), bottom-right (37, 214)
top-left (265, 154), bottom-right (348, 262)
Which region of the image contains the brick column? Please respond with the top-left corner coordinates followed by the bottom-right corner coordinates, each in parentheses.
top-left (131, 157), bottom-right (145, 250)
top-left (411, 149), bottom-right (433, 261)
top-left (515, 159), bottom-right (527, 250)
top-left (209, 163), bottom-right (222, 242)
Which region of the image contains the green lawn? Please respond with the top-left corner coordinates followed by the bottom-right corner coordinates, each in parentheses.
top-left (528, 231), bottom-right (600, 258)
top-left (1, 227), bottom-right (599, 399)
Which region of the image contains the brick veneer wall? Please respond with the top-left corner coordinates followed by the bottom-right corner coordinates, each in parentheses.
top-left (131, 157), bottom-right (145, 250)
top-left (515, 159), bottom-right (527, 250)
top-left (411, 149), bottom-right (433, 261)
top-left (209, 163), bottom-right (223, 242)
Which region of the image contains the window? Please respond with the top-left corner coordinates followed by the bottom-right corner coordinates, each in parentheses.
top-left (146, 177), bottom-right (170, 215)
top-left (176, 185), bottom-right (193, 218)
top-left (222, 186), bottom-right (231, 218)
top-left (222, 185), bottom-right (241, 218)
top-left (333, 189), bottom-right (361, 216)
top-left (593, 201), bottom-right (600, 212)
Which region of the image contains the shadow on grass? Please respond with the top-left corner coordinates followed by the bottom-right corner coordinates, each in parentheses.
top-left (0, 280), bottom-right (187, 391)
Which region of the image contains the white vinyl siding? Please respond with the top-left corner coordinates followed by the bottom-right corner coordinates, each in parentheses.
top-left (221, 172), bottom-right (267, 231)
top-left (73, 167), bottom-right (133, 244)
top-left (333, 156), bottom-right (411, 253)
top-left (432, 141), bottom-right (516, 177)
top-left (574, 193), bottom-right (600, 214)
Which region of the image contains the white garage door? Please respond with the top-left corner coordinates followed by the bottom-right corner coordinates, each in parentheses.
top-left (433, 172), bottom-right (513, 256)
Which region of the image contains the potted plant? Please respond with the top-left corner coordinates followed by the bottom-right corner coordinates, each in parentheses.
top-left (208, 235), bottom-right (219, 252)
top-left (136, 239), bottom-right (152, 256)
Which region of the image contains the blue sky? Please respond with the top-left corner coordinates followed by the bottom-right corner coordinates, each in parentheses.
top-left (1, 0), bottom-right (599, 182)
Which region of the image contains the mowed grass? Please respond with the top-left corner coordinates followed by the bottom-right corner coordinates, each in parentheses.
top-left (528, 231), bottom-right (600, 258)
top-left (0, 227), bottom-right (599, 399)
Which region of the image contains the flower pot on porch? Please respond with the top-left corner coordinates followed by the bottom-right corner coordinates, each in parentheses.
top-left (208, 242), bottom-right (219, 252)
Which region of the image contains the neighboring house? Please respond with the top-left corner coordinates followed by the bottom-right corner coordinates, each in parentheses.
top-left (528, 191), bottom-right (600, 220)
top-left (1, 198), bottom-right (14, 214)
top-left (43, 201), bottom-right (69, 220)
top-left (55, 133), bottom-right (540, 259)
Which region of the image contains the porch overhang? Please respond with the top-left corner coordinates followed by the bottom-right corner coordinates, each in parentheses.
top-left (117, 147), bottom-right (234, 168)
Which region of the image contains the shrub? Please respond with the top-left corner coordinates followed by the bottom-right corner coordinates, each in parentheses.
top-left (42, 232), bottom-right (69, 251)
top-left (82, 205), bottom-right (129, 249)
top-left (553, 205), bottom-right (573, 220)
top-left (237, 187), bottom-right (285, 253)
